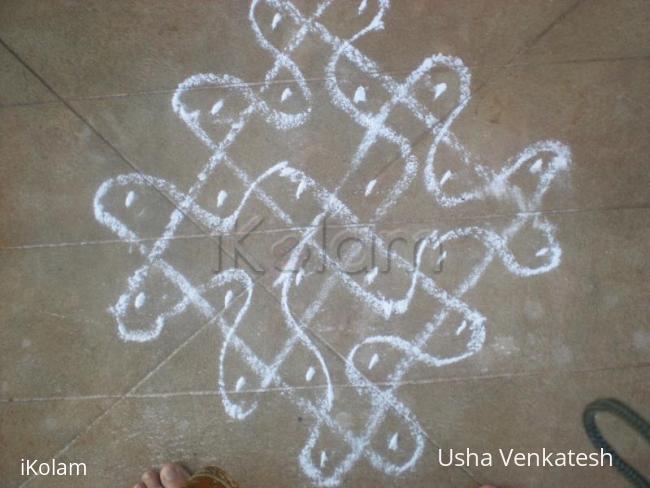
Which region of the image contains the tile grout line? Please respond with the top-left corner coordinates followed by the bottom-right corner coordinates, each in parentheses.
top-left (7, 361), bottom-right (647, 404)
top-left (499, 53), bottom-right (650, 68)
top-left (518, 0), bottom-right (586, 55)
top-left (2, 202), bottom-right (649, 252)
top-left (3, 52), bottom-right (647, 112)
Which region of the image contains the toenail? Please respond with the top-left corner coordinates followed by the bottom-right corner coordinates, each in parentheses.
top-left (161, 465), bottom-right (179, 481)
top-left (142, 470), bottom-right (161, 485)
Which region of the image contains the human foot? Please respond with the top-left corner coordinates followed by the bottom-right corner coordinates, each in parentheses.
top-left (134, 463), bottom-right (190, 488)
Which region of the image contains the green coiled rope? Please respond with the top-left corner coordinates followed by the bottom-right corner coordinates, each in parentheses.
top-left (583, 398), bottom-right (650, 487)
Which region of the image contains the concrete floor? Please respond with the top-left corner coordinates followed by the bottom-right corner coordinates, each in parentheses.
top-left (1, 1), bottom-right (649, 487)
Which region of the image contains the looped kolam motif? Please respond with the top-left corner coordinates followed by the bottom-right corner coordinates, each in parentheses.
top-left (93, 1), bottom-right (571, 485)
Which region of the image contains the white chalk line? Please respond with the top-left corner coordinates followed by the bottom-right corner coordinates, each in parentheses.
top-left (102, 0), bottom-right (339, 340)
top-left (256, 134), bottom-right (564, 480)
top-left (91, 0), bottom-right (572, 485)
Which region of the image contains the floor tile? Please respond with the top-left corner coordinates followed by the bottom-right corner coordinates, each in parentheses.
top-left (1, 1), bottom-right (648, 487)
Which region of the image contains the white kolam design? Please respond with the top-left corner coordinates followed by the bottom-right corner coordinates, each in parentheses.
top-left (93, 1), bottom-right (571, 485)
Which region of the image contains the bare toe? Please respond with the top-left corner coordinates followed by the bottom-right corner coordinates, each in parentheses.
top-left (133, 483), bottom-right (146, 488)
top-left (141, 469), bottom-right (162, 488)
top-left (160, 463), bottom-right (190, 488)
